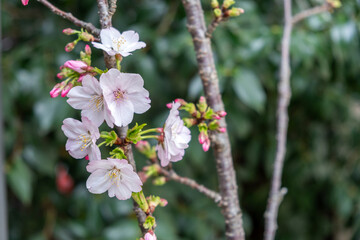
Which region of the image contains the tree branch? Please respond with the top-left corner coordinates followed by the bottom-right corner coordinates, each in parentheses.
top-left (36, 0), bottom-right (100, 36)
top-left (292, 4), bottom-right (331, 25)
top-left (206, 18), bottom-right (225, 38)
top-left (96, 1), bottom-right (148, 235)
top-left (181, 0), bottom-right (245, 239)
top-left (264, 2), bottom-right (333, 240)
top-left (158, 167), bottom-right (222, 205)
top-left (108, 0), bottom-right (117, 18)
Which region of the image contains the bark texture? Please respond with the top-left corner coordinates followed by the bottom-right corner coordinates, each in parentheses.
top-left (181, 0), bottom-right (245, 239)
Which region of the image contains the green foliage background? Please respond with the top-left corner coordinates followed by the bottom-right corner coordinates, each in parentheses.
top-left (2, 0), bottom-right (360, 239)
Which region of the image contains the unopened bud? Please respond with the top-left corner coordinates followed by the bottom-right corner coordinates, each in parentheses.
top-left (228, 7), bottom-right (244, 17)
top-left (211, 0), bottom-right (219, 8)
top-left (198, 131), bottom-right (207, 145)
top-left (197, 96), bottom-right (208, 113)
top-left (153, 176), bottom-right (166, 186)
top-left (50, 83), bottom-right (62, 98)
top-left (223, 0), bottom-right (235, 9)
top-left (85, 45), bottom-right (92, 55)
top-left (57, 73), bottom-right (64, 79)
top-left (159, 198), bottom-right (168, 207)
top-left (174, 98), bottom-right (187, 106)
top-left (218, 127), bottom-right (226, 133)
top-left (327, 0), bottom-right (341, 8)
top-left (65, 42), bottom-right (76, 52)
top-left (136, 140), bottom-right (151, 153)
top-left (214, 8), bottom-right (222, 18)
top-left (64, 60), bottom-right (88, 73)
top-left (80, 32), bottom-right (95, 42)
top-left (166, 103), bottom-right (173, 109)
top-left (62, 28), bottom-right (77, 35)
top-left (202, 138), bottom-right (211, 152)
top-left (208, 120), bottom-right (220, 130)
top-left (217, 110), bottom-right (227, 117)
top-left (61, 83), bottom-right (73, 97)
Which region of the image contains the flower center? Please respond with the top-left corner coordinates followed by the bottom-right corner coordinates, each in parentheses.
top-left (170, 122), bottom-right (179, 139)
top-left (77, 133), bottom-right (92, 151)
top-left (113, 89), bottom-right (125, 100)
top-left (108, 167), bottom-right (122, 182)
top-left (112, 36), bottom-right (126, 51)
top-left (89, 95), bottom-right (104, 112)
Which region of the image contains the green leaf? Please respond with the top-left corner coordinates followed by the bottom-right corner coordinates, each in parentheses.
top-left (7, 157), bottom-right (34, 205)
top-left (233, 69), bottom-right (266, 113)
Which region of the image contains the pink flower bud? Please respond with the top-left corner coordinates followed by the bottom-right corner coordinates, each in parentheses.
top-left (166, 103), bottom-right (173, 109)
top-left (78, 74), bottom-right (86, 82)
top-left (85, 45), bottom-right (92, 55)
top-left (199, 96), bottom-right (206, 104)
top-left (144, 232), bottom-right (157, 240)
top-left (174, 98), bottom-right (187, 106)
top-left (65, 42), bottom-right (76, 52)
top-left (57, 73), bottom-right (64, 79)
top-left (21, 0), bottom-right (29, 5)
top-left (198, 132), bottom-right (207, 145)
top-left (202, 139), bottom-right (211, 152)
top-left (136, 140), bottom-right (150, 152)
top-left (218, 110), bottom-right (227, 117)
top-left (61, 83), bottom-right (73, 97)
top-left (85, 156), bottom-right (89, 160)
top-left (50, 84), bottom-right (62, 98)
top-left (214, 115), bottom-right (221, 120)
top-left (56, 165), bottom-right (74, 195)
top-left (64, 60), bottom-right (88, 73)
top-left (218, 127), bottom-right (226, 133)
top-left (62, 28), bottom-right (76, 35)
top-left (159, 198), bottom-right (168, 207)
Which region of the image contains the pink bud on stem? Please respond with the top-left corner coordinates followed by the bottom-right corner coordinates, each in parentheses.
top-left (62, 28), bottom-right (77, 35)
top-left (50, 83), bottom-right (62, 98)
top-left (61, 83), bottom-right (73, 97)
top-left (21, 0), bottom-right (29, 6)
top-left (202, 138), bottom-right (211, 152)
top-left (85, 45), bottom-right (92, 55)
top-left (65, 42), bottom-right (76, 52)
top-left (166, 103), bottom-right (173, 109)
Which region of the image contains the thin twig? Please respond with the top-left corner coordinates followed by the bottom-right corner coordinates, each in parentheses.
top-left (158, 167), bottom-right (222, 205)
top-left (36, 0), bottom-right (100, 36)
top-left (264, 0), bottom-right (292, 239)
top-left (108, 0), bottom-right (117, 18)
top-left (206, 18), bottom-right (224, 38)
top-left (264, 2), bottom-right (333, 240)
top-left (181, 0), bottom-right (245, 239)
top-left (292, 4), bottom-right (330, 25)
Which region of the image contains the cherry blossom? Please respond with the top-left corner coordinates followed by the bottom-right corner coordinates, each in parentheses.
top-left (100, 68), bottom-right (151, 127)
top-left (86, 158), bottom-right (142, 200)
top-left (92, 27), bottom-right (146, 57)
top-left (61, 116), bottom-right (100, 161)
top-left (144, 232), bottom-right (157, 240)
top-left (67, 75), bottom-right (114, 127)
top-left (156, 102), bottom-right (191, 167)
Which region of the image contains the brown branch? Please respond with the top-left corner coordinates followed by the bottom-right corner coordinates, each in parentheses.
top-left (36, 0), bottom-right (100, 36)
top-left (158, 167), bottom-right (222, 205)
top-left (264, 1), bottom-right (292, 240)
top-left (181, 0), bottom-right (245, 239)
top-left (108, 0), bottom-right (117, 18)
top-left (96, 1), bottom-right (148, 235)
top-left (264, 2), bottom-right (333, 240)
top-left (292, 4), bottom-right (331, 25)
top-left (206, 18), bottom-right (224, 38)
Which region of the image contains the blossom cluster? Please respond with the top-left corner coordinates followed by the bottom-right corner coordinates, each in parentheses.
top-left (55, 27), bottom-right (192, 205)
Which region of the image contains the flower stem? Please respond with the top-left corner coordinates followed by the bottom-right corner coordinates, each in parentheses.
top-left (140, 135), bottom-right (159, 140)
top-left (93, 67), bottom-right (104, 75)
top-left (97, 141), bottom-right (107, 147)
top-left (139, 128), bottom-right (161, 135)
top-left (116, 58), bottom-right (121, 71)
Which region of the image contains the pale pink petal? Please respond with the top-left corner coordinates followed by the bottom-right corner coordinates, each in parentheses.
top-left (87, 144), bottom-right (101, 161)
top-left (86, 169), bottom-right (112, 194)
top-left (86, 159), bottom-right (113, 173)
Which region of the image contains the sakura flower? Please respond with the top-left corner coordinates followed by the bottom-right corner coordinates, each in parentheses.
top-left (144, 232), bottom-right (157, 240)
top-left (67, 75), bottom-right (114, 127)
top-left (156, 102), bottom-right (191, 167)
top-left (61, 117), bottom-right (100, 161)
top-left (21, 0), bottom-right (29, 5)
top-left (92, 27), bottom-right (146, 57)
top-left (100, 68), bottom-right (151, 127)
top-left (86, 158), bottom-right (142, 200)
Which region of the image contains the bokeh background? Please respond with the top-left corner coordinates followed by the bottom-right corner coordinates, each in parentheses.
top-left (2, 0), bottom-right (360, 239)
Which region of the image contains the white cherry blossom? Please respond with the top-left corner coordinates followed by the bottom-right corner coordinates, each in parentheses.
top-left (156, 102), bottom-right (191, 167)
top-left (61, 117), bottom-right (100, 161)
top-left (86, 158), bottom-right (142, 200)
top-left (100, 68), bottom-right (151, 127)
top-left (92, 27), bottom-right (146, 57)
top-left (67, 75), bottom-right (114, 127)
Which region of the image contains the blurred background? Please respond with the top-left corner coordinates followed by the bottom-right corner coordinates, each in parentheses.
top-left (2, 0), bottom-right (360, 239)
